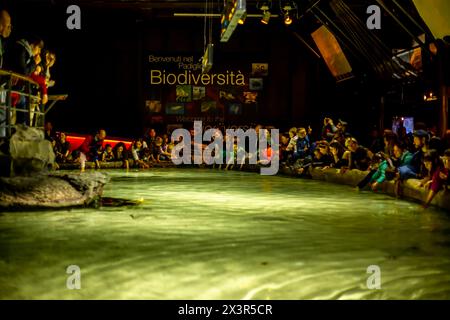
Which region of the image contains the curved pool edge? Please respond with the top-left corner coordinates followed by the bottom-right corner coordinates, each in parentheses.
top-left (57, 161), bottom-right (450, 212)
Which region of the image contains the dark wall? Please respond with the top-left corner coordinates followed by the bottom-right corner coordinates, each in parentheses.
top-left (3, 3), bottom-right (380, 139)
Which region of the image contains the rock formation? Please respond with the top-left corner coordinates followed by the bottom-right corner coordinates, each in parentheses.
top-left (0, 126), bottom-right (109, 210)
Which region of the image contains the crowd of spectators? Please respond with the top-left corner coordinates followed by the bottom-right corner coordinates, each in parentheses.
top-left (45, 116), bottom-right (450, 209)
top-left (16, 109), bottom-right (445, 212)
top-left (45, 123), bottom-right (177, 172)
top-left (279, 117), bottom-right (450, 208)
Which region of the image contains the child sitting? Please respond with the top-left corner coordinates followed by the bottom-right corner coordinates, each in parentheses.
top-left (54, 132), bottom-right (71, 164)
top-left (132, 139), bottom-right (150, 169)
top-left (159, 135), bottom-right (172, 161)
top-left (152, 137), bottom-right (164, 162)
top-left (293, 128), bottom-right (310, 161)
top-left (285, 127), bottom-right (298, 162)
top-left (114, 142), bottom-right (129, 169)
top-left (102, 144), bottom-right (115, 162)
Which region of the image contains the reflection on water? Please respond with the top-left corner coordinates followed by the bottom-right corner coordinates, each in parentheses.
top-left (0, 169), bottom-right (449, 299)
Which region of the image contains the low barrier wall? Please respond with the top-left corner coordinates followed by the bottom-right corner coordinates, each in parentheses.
top-left (58, 161), bottom-right (450, 211)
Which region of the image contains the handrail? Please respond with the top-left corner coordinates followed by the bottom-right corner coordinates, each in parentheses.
top-left (0, 69), bottom-right (39, 86)
top-left (0, 69), bottom-right (68, 139)
top-left (0, 69), bottom-right (42, 139)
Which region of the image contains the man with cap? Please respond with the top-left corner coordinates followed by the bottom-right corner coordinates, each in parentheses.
top-left (397, 129), bottom-right (429, 181)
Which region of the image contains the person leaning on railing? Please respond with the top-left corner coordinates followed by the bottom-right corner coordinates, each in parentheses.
top-left (3, 34), bottom-right (45, 125)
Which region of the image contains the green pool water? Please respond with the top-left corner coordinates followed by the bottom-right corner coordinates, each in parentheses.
top-left (1, 168), bottom-right (450, 299)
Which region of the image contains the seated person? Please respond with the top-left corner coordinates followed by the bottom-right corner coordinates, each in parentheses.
top-left (321, 117), bottom-right (338, 142)
top-left (158, 136), bottom-right (172, 161)
top-left (54, 132), bottom-right (71, 163)
top-left (343, 137), bottom-right (373, 171)
top-left (392, 142), bottom-right (413, 168)
top-left (151, 137), bottom-right (165, 162)
top-left (102, 144), bottom-right (115, 162)
top-left (285, 127), bottom-right (298, 160)
top-left (296, 142), bottom-right (332, 175)
top-left (76, 129), bottom-right (106, 171)
top-left (326, 140), bottom-right (346, 169)
top-left (356, 152), bottom-right (389, 191)
top-left (311, 142), bottom-right (332, 168)
top-left (383, 130), bottom-right (398, 159)
top-left (293, 127), bottom-right (310, 160)
top-left (279, 133), bottom-right (290, 163)
top-left (131, 139), bottom-right (149, 169)
top-left (113, 142), bottom-right (129, 169)
top-left (421, 150), bottom-right (449, 208)
top-left (397, 130), bottom-right (429, 181)
top-left (44, 121), bottom-right (56, 147)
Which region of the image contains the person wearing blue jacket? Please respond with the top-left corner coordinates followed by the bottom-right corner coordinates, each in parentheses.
top-left (293, 127), bottom-right (310, 160)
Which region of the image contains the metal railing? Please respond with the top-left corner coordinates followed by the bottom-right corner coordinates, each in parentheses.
top-left (0, 69), bottom-right (67, 139)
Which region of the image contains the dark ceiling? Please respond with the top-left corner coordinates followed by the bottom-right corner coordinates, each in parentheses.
top-left (4, 0), bottom-right (436, 82)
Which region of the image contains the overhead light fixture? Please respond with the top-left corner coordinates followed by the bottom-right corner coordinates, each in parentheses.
top-left (259, 2), bottom-right (272, 25)
top-left (281, 2), bottom-right (296, 26)
top-left (202, 43), bottom-right (214, 74)
top-left (261, 10), bottom-right (271, 24)
top-left (284, 14), bottom-right (292, 25)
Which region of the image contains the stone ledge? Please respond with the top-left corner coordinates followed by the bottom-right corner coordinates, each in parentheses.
top-left (285, 167), bottom-right (450, 211)
top-left (55, 161), bottom-right (450, 211)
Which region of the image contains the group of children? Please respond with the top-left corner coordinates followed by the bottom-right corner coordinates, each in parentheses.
top-left (48, 126), bottom-right (176, 171)
top-left (279, 118), bottom-right (450, 208)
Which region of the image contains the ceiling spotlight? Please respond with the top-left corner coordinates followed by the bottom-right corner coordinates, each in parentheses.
top-left (284, 14), bottom-right (292, 25)
top-left (261, 10), bottom-right (271, 24)
top-left (259, 2), bottom-right (271, 25)
top-left (281, 2), bottom-right (296, 26)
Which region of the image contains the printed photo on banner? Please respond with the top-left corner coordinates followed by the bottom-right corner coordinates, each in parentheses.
top-left (176, 85), bottom-right (192, 102)
top-left (251, 63), bottom-right (269, 77)
top-left (227, 103), bottom-right (242, 115)
top-left (166, 103), bottom-right (185, 115)
top-left (249, 78), bottom-right (263, 91)
top-left (192, 86), bottom-right (206, 100)
top-left (243, 91), bottom-right (258, 104)
top-left (145, 100), bottom-right (162, 113)
top-left (201, 101), bottom-right (218, 114)
top-left (219, 89), bottom-right (238, 101)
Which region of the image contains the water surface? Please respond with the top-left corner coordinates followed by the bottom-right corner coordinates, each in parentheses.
top-left (1, 169), bottom-right (449, 299)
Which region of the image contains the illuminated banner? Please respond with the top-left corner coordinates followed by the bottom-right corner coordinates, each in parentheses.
top-left (145, 53), bottom-right (264, 126)
top-left (149, 54), bottom-right (245, 86)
